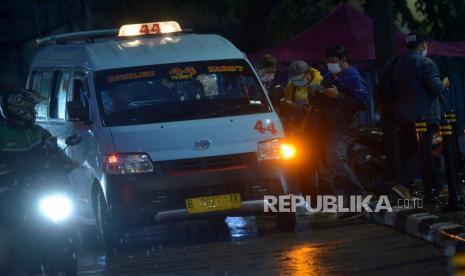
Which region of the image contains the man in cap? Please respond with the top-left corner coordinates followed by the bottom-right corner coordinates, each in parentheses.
top-left (377, 31), bottom-right (450, 202)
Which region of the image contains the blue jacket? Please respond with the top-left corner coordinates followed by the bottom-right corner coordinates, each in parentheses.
top-left (317, 66), bottom-right (369, 131)
top-left (378, 50), bottom-right (444, 123)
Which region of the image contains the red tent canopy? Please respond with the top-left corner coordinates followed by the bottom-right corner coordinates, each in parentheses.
top-left (250, 4), bottom-right (465, 63)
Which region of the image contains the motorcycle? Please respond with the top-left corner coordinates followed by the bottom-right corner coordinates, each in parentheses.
top-left (0, 135), bottom-right (81, 276)
top-left (346, 127), bottom-right (388, 193)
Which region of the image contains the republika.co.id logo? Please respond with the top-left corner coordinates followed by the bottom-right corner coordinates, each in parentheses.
top-left (263, 195), bottom-right (423, 213)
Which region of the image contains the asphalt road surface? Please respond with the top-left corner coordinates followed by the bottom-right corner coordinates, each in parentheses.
top-left (78, 214), bottom-right (449, 275)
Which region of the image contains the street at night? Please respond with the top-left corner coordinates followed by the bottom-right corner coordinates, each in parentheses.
top-left (2, 1), bottom-right (465, 275)
top-left (77, 214), bottom-right (449, 275)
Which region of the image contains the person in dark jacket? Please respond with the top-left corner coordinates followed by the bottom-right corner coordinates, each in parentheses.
top-left (317, 45), bottom-right (369, 218)
top-left (254, 54), bottom-right (284, 109)
top-left (377, 31), bottom-right (450, 201)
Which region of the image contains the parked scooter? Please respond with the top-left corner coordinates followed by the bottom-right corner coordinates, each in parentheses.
top-left (0, 135), bottom-right (81, 276)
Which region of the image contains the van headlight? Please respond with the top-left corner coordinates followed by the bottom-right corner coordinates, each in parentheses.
top-left (39, 194), bottom-right (73, 223)
top-left (257, 139), bottom-right (297, 161)
top-left (106, 153), bottom-right (154, 175)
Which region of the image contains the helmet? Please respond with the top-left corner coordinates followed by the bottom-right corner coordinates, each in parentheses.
top-left (0, 83), bottom-right (45, 127)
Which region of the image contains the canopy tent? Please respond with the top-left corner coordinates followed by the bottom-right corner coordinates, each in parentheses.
top-left (250, 4), bottom-right (465, 63)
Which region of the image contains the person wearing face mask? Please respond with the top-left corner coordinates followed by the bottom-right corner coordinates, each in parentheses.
top-left (255, 54), bottom-right (283, 108)
top-left (280, 60), bottom-right (323, 134)
top-left (317, 45), bottom-right (369, 219)
top-left (377, 31), bottom-right (450, 202)
top-left (256, 54), bottom-right (277, 90)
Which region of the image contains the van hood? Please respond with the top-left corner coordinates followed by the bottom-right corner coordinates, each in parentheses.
top-left (108, 113), bottom-right (284, 161)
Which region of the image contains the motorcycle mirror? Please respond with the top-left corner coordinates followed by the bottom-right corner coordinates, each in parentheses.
top-left (65, 135), bottom-right (82, 146)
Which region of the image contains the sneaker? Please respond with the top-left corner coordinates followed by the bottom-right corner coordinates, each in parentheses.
top-left (392, 184), bottom-right (411, 200)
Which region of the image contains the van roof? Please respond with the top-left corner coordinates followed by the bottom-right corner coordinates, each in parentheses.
top-left (31, 33), bottom-right (246, 71)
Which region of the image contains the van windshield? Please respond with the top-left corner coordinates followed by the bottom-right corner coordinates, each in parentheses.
top-left (95, 59), bottom-right (271, 127)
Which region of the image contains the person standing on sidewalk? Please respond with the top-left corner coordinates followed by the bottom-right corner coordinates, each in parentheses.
top-left (377, 31), bottom-right (450, 202)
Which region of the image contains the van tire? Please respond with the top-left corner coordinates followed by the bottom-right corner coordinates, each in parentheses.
top-left (276, 212), bottom-right (296, 232)
top-left (95, 190), bottom-right (120, 253)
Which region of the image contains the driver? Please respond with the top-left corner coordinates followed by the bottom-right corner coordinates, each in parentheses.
top-left (0, 82), bottom-right (76, 177)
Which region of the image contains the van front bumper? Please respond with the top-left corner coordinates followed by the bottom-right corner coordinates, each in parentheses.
top-left (103, 153), bottom-right (299, 227)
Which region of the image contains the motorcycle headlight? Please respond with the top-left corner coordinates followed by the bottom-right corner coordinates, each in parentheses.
top-left (257, 139), bottom-right (297, 161)
top-left (105, 153), bottom-right (154, 175)
top-left (39, 194), bottom-right (73, 223)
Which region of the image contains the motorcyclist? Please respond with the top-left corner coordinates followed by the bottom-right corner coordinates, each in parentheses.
top-left (0, 82), bottom-right (77, 180)
top-left (0, 82), bottom-right (79, 274)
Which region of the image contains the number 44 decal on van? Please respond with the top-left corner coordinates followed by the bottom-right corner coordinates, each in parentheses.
top-left (254, 120), bottom-right (277, 135)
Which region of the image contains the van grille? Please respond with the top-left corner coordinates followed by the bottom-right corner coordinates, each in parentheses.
top-left (157, 153), bottom-right (254, 176)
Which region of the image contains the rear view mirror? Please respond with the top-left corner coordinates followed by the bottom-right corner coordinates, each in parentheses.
top-left (65, 135), bottom-right (82, 146)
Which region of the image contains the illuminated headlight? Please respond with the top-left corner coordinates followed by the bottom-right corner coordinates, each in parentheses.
top-left (258, 139), bottom-right (297, 161)
top-left (106, 153), bottom-right (154, 175)
top-left (39, 195), bottom-right (73, 223)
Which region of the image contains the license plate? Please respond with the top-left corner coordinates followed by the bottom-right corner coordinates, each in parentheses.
top-left (185, 193), bottom-right (241, 214)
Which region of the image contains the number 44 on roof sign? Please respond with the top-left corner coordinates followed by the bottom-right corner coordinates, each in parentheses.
top-left (118, 21), bottom-right (182, 37)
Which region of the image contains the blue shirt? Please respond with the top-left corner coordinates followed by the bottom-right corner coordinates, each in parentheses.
top-left (321, 65), bottom-right (369, 103)
top-left (315, 65), bottom-right (369, 132)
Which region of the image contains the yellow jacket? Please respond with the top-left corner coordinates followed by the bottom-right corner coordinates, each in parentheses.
top-left (283, 67), bottom-right (323, 104)
top-left (281, 67), bottom-right (322, 134)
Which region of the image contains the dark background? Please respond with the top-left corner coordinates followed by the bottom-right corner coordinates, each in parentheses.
top-left (1, 0), bottom-right (465, 87)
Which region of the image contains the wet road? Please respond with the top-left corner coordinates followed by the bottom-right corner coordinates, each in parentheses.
top-left (78, 214), bottom-right (449, 275)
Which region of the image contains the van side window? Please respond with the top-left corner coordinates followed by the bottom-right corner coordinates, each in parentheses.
top-left (50, 71), bottom-right (70, 120)
top-left (31, 71), bottom-right (54, 120)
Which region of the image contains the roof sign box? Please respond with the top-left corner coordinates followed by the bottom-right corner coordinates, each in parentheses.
top-left (118, 21), bottom-right (182, 37)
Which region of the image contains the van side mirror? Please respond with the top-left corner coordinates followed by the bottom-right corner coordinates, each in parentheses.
top-left (67, 101), bottom-right (88, 122)
top-left (65, 135), bottom-right (82, 146)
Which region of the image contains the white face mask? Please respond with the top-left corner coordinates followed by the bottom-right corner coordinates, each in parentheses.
top-left (422, 49), bottom-right (428, 57)
top-left (327, 63), bottom-right (342, 74)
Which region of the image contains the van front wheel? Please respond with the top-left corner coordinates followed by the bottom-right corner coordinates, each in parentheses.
top-left (96, 191), bottom-right (120, 253)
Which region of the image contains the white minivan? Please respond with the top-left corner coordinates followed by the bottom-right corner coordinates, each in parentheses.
top-left (28, 21), bottom-right (299, 249)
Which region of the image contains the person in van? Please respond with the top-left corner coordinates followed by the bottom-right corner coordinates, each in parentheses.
top-left (280, 60), bottom-right (323, 134)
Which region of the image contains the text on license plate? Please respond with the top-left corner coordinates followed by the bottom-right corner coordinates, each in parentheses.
top-left (185, 193), bottom-right (241, 214)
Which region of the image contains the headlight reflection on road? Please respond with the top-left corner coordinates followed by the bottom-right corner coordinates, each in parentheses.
top-left (284, 246), bottom-right (324, 275)
top-left (225, 216), bottom-right (257, 238)
top-left (39, 194), bottom-right (73, 222)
